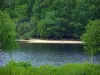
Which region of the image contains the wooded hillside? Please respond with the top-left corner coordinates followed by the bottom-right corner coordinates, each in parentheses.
top-left (1, 0), bottom-right (100, 40)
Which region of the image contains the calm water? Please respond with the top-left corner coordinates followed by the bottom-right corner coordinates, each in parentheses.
top-left (0, 43), bottom-right (100, 66)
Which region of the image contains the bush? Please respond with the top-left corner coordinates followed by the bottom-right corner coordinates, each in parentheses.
top-left (22, 32), bottom-right (32, 40)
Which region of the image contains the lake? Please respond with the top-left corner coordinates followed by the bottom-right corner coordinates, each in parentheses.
top-left (0, 43), bottom-right (100, 66)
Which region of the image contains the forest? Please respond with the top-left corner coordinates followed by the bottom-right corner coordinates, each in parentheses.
top-left (1, 0), bottom-right (100, 40)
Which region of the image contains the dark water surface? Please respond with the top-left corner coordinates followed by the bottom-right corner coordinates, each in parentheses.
top-left (0, 43), bottom-right (100, 66)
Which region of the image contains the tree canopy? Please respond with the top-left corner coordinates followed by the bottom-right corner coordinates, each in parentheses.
top-left (81, 20), bottom-right (100, 53)
top-left (0, 11), bottom-right (17, 50)
top-left (81, 20), bottom-right (100, 62)
top-left (1, 0), bottom-right (100, 40)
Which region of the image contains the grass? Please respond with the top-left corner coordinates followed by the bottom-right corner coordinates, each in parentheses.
top-left (0, 61), bottom-right (100, 75)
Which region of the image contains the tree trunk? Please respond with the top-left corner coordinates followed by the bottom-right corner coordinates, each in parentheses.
top-left (90, 50), bottom-right (93, 63)
top-left (10, 51), bottom-right (12, 75)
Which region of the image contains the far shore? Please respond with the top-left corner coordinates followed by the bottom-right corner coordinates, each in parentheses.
top-left (16, 39), bottom-right (83, 44)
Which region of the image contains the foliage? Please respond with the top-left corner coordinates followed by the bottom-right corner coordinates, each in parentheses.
top-left (0, 62), bottom-right (100, 75)
top-left (81, 20), bottom-right (100, 62)
top-left (81, 20), bottom-right (100, 53)
top-left (22, 32), bottom-right (32, 40)
top-left (0, 11), bottom-right (18, 50)
top-left (38, 11), bottom-right (56, 39)
top-left (1, 0), bottom-right (100, 40)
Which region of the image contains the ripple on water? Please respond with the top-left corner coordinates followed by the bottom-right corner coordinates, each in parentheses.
top-left (0, 51), bottom-right (100, 66)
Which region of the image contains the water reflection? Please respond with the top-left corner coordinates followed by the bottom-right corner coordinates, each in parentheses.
top-left (0, 43), bottom-right (100, 66)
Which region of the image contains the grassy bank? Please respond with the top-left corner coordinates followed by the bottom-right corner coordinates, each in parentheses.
top-left (0, 62), bottom-right (100, 75)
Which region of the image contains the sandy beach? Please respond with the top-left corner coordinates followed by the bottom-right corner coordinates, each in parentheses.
top-left (17, 39), bottom-right (83, 44)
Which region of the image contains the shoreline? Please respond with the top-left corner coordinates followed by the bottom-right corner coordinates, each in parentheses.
top-left (16, 39), bottom-right (83, 44)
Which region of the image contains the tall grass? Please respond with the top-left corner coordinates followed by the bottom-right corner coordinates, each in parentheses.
top-left (0, 61), bottom-right (100, 75)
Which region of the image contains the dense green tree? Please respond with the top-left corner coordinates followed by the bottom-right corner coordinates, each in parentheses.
top-left (14, 0), bottom-right (100, 39)
top-left (1, 0), bottom-right (100, 40)
top-left (81, 20), bottom-right (100, 63)
top-left (0, 11), bottom-right (18, 50)
top-left (17, 22), bottom-right (27, 36)
top-left (38, 11), bottom-right (56, 38)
